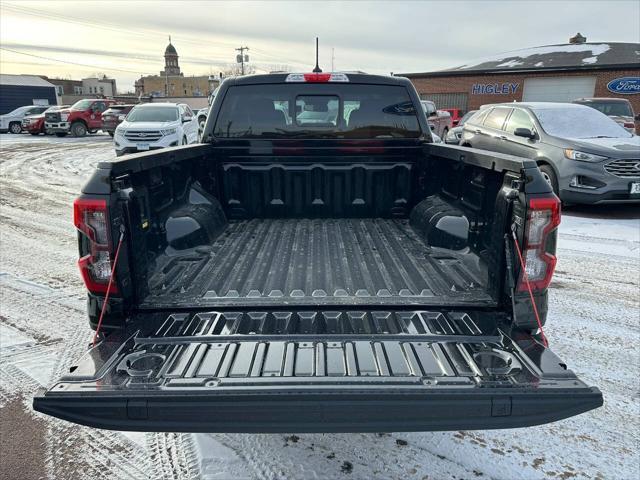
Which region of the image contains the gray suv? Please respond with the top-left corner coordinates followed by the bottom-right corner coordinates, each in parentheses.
top-left (460, 102), bottom-right (640, 204)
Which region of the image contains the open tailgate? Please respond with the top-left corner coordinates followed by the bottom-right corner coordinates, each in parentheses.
top-left (33, 310), bottom-right (602, 432)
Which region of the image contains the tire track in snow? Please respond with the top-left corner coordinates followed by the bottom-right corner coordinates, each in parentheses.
top-left (1, 136), bottom-right (199, 480)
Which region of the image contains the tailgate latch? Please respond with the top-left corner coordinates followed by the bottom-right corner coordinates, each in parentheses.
top-left (127, 399), bottom-right (148, 420)
top-left (491, 396), bottom-right (512, 417)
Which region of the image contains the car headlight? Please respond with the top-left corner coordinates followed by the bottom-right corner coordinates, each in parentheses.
top-left (60, 113), bottom-right (69, 121)
top-left (446, 130), bottom-right (458, 141)
top-left (161, 128), bottom-right (177, 136)
top-left (116, 128), bottom-right (126, 136)
top-left (563, 149), bottom-right (608, 163)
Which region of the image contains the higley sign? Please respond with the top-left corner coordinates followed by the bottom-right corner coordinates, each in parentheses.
top-left (471, 83), bottom-right (519, 95)
top-left (606, 77), bottom-right (640, 94)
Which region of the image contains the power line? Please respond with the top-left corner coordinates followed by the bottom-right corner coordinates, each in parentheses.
top-left (0, 47), bottom-right (155, 75)
top-left (2, 3), bottom-right (368, 74)
top-left (3, 3), bottom-right (313, 71)
top-left (2, 3), bottom-right (243, 51)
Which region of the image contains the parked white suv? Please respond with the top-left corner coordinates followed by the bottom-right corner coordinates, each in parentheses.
top-left (114, 103), bottom-right (198, 156)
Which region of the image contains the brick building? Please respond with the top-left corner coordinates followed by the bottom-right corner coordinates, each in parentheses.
top-left (400, 35), bottom-right (640, 116)
top-left (135, 40), bottom-right (218, 97)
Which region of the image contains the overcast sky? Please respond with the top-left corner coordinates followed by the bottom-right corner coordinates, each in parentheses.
top-left (1, 0), bottom-right (638, 92)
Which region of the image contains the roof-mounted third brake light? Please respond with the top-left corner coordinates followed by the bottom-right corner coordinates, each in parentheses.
top-left (285, 73), bottom-right (350, 83)
top-left (285, 37), bottom-right (349, 83)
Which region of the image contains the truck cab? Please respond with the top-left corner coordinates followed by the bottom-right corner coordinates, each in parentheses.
top-left (421, 100), bottom-right (453, 138)
top-left (34, 73), bottom-right (602, 433)
top-left (45, 99), bottom-right (116, 137)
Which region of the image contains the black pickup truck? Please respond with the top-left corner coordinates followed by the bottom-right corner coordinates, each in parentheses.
top-left (34, 73), bottom-right (602, 432)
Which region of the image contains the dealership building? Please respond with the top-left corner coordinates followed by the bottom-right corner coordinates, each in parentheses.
top-left (401, 34), bottom-right (640, 116)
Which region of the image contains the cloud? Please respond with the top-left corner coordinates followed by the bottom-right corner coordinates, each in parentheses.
top-left (2, 0), bottom-right (638, 89)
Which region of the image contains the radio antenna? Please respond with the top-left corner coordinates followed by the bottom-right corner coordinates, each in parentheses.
top-left (312, 37), bottom-right (322, 73)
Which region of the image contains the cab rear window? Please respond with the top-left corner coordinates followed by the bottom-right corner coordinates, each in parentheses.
top-left (213, 84), bottom-right (421, 139)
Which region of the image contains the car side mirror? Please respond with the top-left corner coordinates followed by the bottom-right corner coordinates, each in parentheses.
top-left (514, 127), bottom-right (536, 140)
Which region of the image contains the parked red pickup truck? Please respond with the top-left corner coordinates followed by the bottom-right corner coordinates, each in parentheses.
top-left (45, 99), bottom-right (116, 137)
top-left (443, 108), bottom-right (465, 126)
top-left (22, 105), bottom-right (69, 135)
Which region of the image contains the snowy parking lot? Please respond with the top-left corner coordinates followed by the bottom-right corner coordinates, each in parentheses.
top-left (0, 133), bottom-right (638, 480)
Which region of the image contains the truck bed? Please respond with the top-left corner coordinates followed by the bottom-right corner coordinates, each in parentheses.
top-left (142, 218), bottom-right (492, 308)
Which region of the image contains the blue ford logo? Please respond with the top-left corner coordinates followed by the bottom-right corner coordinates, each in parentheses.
top-left (607, 77), bottom-right (640, 95)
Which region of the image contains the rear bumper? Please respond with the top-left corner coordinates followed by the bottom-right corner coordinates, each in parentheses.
top-left (115, 145), bottom-right (172, 157)
top-left (33, 387), bottom-right (603, 433)
top-left (102, 122), bottom-right (119, 133)
top-left (561, 188), bottom-right (640, 204)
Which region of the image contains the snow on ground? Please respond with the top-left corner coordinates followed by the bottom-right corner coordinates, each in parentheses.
top-left (1, 134), bottom-right (639, 479)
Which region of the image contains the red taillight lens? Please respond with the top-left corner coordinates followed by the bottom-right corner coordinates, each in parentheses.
top-left (73, 198), bottom-right (117, 294)
top-left (517, 196), bottom-right (561, 292)
top-left (623, 122), bottom-right (635, 128)
top-left (303, 73), bottom-right (332, 82)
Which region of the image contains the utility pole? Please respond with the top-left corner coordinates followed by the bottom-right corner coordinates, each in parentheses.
top-left (236, 46), bottom-right (249, 75)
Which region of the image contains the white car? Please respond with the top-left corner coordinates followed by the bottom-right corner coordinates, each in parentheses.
top-left (0, 105), bottom-right (50, 134)
top-left (114, 103), bottom-right (198, 156)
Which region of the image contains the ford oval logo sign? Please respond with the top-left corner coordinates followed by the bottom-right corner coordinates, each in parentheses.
top-left (607, 77), bottom-right (640, 95)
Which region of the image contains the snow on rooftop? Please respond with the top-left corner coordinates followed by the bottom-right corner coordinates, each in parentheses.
top-left (456, 43), bottom-right (612, 70)
top-left (0, 74), bottom-right (56, 88)
top-left (495, 59), bottom-right (524, 68)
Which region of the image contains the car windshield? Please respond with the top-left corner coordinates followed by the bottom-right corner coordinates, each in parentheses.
top-left (533, 106), bottom-right (632, 139)
top-left (126, 106), bottom-right (178, 122)
top-left (71, 100), bottom-right (93, 110)
top-left (214, 84), bottom-right (421, 139)
top-left (458, 110), bottom-right (477, 125)
top-left (576, 101), bottom-right (633, 117)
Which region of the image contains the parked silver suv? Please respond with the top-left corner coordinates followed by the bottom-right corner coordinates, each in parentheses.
top-left (460, 102), bottom-right (640, 204)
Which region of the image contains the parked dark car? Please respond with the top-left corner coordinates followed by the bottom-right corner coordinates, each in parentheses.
top-left (460, 102), bottom-right (640, 204)
top-left (444, 110), bottom-right (478, 144)
top-left (573, 97), bottom-right (637, 134)
top-left (33, 74), bottom-right (601, 433)
top-left (101, 104), bottom-right (135, 136)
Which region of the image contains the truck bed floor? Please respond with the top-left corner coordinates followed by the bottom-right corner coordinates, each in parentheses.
top-left (143, 218), bottom-right (492, 308)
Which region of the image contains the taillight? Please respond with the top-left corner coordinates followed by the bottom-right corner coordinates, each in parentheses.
top-left (73, 198), bottom-right (117, 294)
top-left (517, 196), bottom-right (561, 292)
top-left (623, 122), bottom-right (635, 129)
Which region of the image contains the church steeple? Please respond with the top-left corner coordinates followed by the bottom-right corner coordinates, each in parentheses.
top-left (161, 35), bottom-right (181, 76)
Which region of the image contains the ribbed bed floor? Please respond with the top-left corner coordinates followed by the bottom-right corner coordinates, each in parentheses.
top-left (144, 218), bottom-right (491, 307)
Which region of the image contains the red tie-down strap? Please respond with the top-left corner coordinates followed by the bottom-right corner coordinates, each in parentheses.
top-left (511, 230), bottom-right (549, 348)
top-left (92, 231), bottom-right (125, 347)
